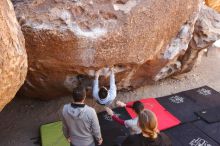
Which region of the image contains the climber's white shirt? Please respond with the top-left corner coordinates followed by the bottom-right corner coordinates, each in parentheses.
top-left (93, 72), bottom-right (116, 105)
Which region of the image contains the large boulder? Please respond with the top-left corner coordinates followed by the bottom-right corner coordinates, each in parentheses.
top-left (179, 5), bottom-right (220, 73)
top-left (14, 0), bottom-right (200, 99)
top-left (154, 5), bottom-right (220, 80)
top-left (0, 0), bottom-right (27, 110)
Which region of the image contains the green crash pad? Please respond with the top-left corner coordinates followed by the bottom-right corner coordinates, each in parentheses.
top-left (40, 121), bottom-right (70, 146)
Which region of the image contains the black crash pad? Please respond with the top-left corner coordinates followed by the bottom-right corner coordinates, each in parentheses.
top-left (195, 106), bottom-right (220, 123)
top-left (193, 120), bottom-right (220, 145)
top-left (164, 123), bottom-right (219, 146)
top-left (183, 86), bottom-right (220, 109)
top-left (98, 107), bottom-right (131, 146)
top-left (156, 92), bottom-right (201, 123)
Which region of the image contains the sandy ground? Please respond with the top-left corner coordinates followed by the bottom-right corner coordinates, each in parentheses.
top-left (0, 48), bottom-right (220, 146)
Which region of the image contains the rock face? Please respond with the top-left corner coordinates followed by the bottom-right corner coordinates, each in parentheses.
top-left (0, 0), bottom-right (27, 110)
top-left (155, 5), bottom-right (220, 80)
top-left (14, 0), bottom-right (201, 99)
top-left (205, 0), bottom-right (220, 12)
top-left (179, 5), bottom-right (220, 73)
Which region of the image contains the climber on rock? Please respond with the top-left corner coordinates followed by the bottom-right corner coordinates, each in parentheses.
top-left (93, 67), bottom-right (117, 105)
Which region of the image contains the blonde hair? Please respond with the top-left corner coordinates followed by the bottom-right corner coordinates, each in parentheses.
top-left (138, 109), bottom-right (159, 139)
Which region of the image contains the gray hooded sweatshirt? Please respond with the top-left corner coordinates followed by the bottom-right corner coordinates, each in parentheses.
top-left (60, 103), bottom-right (102, 146)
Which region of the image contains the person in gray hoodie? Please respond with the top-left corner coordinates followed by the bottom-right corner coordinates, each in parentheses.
top-left (60, 86), bottom-right (103, 146)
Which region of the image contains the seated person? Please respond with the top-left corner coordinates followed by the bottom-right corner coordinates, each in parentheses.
top-left (105, 100), bottom-right (144, 135)
top-left (93, 68), bottom-right (116, 105)
top-left (121, 109), bottom-right (172, 146)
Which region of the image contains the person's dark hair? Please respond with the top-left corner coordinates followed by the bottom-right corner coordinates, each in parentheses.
top-left (98, 86), bottom-right (108, 99)
top-left (132, 101), bottom-right (144, 114)
top-left (72, 86), bottom-right (86, 102)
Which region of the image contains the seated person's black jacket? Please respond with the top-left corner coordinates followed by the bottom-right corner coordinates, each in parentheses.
top-left (121, 132), bottom-right (172, 146)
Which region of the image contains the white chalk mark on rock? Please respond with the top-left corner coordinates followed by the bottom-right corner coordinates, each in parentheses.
top-left (25, 8), bottom-right (107, 39)
top-left (69, 23), bottom-right (107, 39)
top-left (113, 0), bottom-right (137, 14)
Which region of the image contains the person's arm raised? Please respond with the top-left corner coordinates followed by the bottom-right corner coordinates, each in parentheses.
top-left (109, 68), bottom-right (117, 100)
top-left (105, 106), bottom-right (125, 125)
top-left (93, 70), bottom-right (101, 100)
top-left (116, 100), bottom-right (132, 108)
top-left (116, 100), bottom-right (126, 107)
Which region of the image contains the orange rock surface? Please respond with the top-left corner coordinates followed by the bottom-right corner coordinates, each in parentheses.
top-left (13, 0), bottom-right (201, 99)
top-left (0, 0), bottom-right (27, 110)
top-left (205, 0), bottom-right (220, 12)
